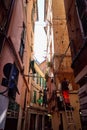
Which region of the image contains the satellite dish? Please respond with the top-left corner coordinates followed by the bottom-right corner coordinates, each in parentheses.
top-left (3, 63), bottom-right (13, 79)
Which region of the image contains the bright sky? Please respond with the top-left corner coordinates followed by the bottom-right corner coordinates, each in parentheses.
top-left (34, 0), bottom-right (47, 63)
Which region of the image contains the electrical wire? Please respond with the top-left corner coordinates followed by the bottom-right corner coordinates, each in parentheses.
top-left (53, 0), bottom-right (75, 72)
top-left (24, 0), bottom-right (74, 72)
top-left (58, 41), bottom-right (71, 70)
top-left (55, 0), bottom-right (74, 47)
top-left (53, 1), bottom-right (76, 88)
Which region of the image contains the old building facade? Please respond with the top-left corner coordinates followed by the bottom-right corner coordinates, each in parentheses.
top-left (25, 60), bottom-right (49, 130)
top-left (45, 0), bottom-right (82, 130)
top-left (64, 0), bottom-right (87, 129)
top-left (0, 0), bottom-right (87, 130)
top-left (0, 0), bottom-right (37, 130)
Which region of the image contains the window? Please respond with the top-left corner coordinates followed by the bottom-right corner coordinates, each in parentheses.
top-left (29, 114), bottom-right (36, 130)
top-left (33, 90), bottom-right (36, 103)
top-left (40, 78), bottom-right (43, 87)
top-left (37, 115), bottom-right (42, 130)
top-left (40, 76), bottom-right (41, 86)
top-left (33, 73), bottom-right (37, 83)
top-left (42, 79), bottom-right (46, 89)
top-left (19, 23), bottom-right (26, 61)
top-left (38, 74), bottom-right (40, 85)
top-left (36, 72), bottom-right (38, 84)
top-left (44, 80), bottom-right (46, 89)
top-left (29, 60), bottom-right (36, 74)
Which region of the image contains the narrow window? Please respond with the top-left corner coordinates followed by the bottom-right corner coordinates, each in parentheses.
top-left (19, 22), bottom-right (26, 61)
top-left (33, 90), bottom-right (36, 103)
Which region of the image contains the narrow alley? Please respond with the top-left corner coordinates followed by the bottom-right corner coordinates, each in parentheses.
top-left (0, 0), bottom-right (87, 130)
